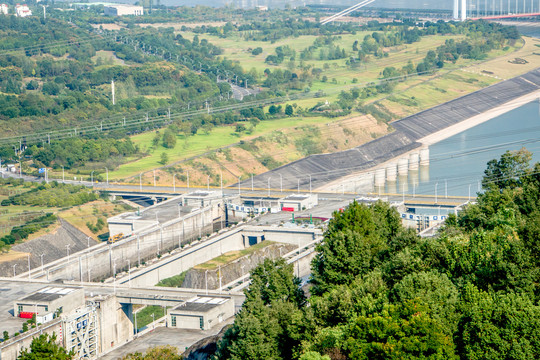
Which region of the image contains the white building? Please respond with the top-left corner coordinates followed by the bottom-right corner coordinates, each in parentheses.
top-left (0, 4), bottom-right (8, 15)
top-left (104, 4), bottom-right (143, 16)
top-left (15, 4), bottom-right (32, 17)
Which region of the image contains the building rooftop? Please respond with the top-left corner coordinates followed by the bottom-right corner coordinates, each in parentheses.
top-left (282, 194), bottom-right (312, 201)
top-left (184, 191), bottom-right (221, 199)
top-left (172, 296), bottom-right (229, 313)
top-left (19, 286), bottom-right (79, 303)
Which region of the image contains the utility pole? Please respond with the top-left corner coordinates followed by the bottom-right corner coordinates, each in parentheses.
top-left (111, 80), bottom-right (115, 105)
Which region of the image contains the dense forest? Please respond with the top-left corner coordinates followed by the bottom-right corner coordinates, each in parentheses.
top-left (0, 15), bottom-right (228, 133)
top-left (215, 149), bottom-right (540, 359)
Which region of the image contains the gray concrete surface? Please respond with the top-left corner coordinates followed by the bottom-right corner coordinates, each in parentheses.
top-left (0, 280), bottom-right (50, 334)
top-left (99, 320), bottom-right (233, 359)
top-left (0, 219), bottom-right (99, 278)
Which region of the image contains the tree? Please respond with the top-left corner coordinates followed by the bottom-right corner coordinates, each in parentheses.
top-left (152, 132), bottom-right (161, 148)
top-left (311, 201), bottom-right (403, 295)
top-left (344, 300), bottom-right (458, 359)
top-left (162, 129), bottom-right (177, 149)
top-left (235, 123), bottom-right (246, 133)
top-left (3, 330), bottom-right (8, 341)
top-left (160, 152), bottom-right (168, 165)
top-left (285, 104), bottom-right (294, 116)
top-left (18, 333), bottom-right (73, 359)
top-left (482, 148), bottom-right (531, 191)
top-left (215, 259), bottom-right (306, 360)
top-left (457, 284), bottom-right (540, 360)
top-left (121, 345), bottom-right (182, 360)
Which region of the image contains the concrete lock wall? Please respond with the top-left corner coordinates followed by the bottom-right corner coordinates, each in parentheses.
top-left (31, 206), bottom-right (218, 282)
top-left (124, 228), bottom-right (246, 288)
top-left (96, 296), bottom-right (133, 354)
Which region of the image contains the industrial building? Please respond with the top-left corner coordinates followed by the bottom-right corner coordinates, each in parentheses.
top-left (167, 296), bottom-right (234, 330)
top-left (278, 194), bottom-right (319, 212)
top-left (104, 4), bottom-right (143, 16)
top-left (13, 286), bottom-right (85, 324)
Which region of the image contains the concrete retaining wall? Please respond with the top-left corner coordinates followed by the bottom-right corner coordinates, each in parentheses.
top-left (29, 207), bottom-right (216, 282)
top-left (123, 227), bottom-right (246, 288)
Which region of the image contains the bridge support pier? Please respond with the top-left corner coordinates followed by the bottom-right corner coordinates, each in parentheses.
top-left (386, 162), bottom-right (397, 182)
top-left (409, 152), bottom-right (420, 171)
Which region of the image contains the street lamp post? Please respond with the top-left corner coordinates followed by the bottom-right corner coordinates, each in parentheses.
top-left (309, 175), bottom-right (312, 194)
top-left (66, 244), bottom-right (70, 263)
top-left (105, 167), bottom-right (109, 185)
top-left (267, 177), bottom-right (271, 197)
top-left (153, 170), bottom-right (156, 187)
top-left (139, 173), bottom-right (143, 192)
top-left (173, 174), bottom-right (176, 193)
top-left (27, 254), bottom-right (31, 280)
top-left (127, 260), bottom-right (131, 287)
top-left (238, 176), bottom-right (241, 195)
top-left (13, 264), bottom-right (17, 277)
top-left (207, 175), bottom-right (210, 190)
top-left (113, 259), bottom-right (117, 294)
top-left (205, 270), bottom-right (209, 295)
top-left (279, 174), bottom-right (283, 192)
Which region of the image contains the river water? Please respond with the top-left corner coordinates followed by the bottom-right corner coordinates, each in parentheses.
top-left (386, 101), bottom-right (540, 197)
top-left (395, 25), bottom-right (540, 197)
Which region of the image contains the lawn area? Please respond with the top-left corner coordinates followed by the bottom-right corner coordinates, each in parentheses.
top-left (194, 241), bottom-right (274, 270)
top-left (156, 270), bottom-right (189, 288)
top-left (109, 115), bottom-right (331, 180)
top-left (135, 305), bottom-right (167, 330)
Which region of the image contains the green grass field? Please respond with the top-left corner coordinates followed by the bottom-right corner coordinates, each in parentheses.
top-left (194, 241), bottom-right (274, 270)
top-left (109, 115), bottom-right (331, 179)
top-left (135, 305), bottom-right (166, 330)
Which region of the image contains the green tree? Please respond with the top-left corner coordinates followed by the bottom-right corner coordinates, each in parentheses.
top-left (215, 259), bottom-right (306, 360)
top-left (121, 345), bottom-right (182, 359)
top-left (344, 300), bottom-right (458, 359)
top-left (311, 201), bottom-right (403, 295)
top-left (457, 284), bottom-right (540, 360)
top-left (285, 104), bottom-right (294, 116)
top-left (3, 330), bottom-right (8, 341)
top-left (159, 152), bottom-right (168, 165)
top-left (162, 129), bottom-right (177, 149)
top-left (482, 148), bottom-right (531, 191)
top-left (152, 132), bottom-right (161, 148)
top-left (18, 333), bottom-right (73, 360)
